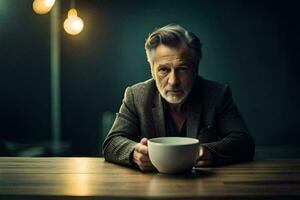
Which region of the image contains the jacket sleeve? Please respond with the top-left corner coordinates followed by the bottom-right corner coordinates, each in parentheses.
top-left (202, 86), bottom-right (255, 165)
top-left (102, 87), bottom-right (140, 166)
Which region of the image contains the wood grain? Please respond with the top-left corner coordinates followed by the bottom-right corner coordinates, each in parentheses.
top-left (0, 157), bottom-right (299, 199)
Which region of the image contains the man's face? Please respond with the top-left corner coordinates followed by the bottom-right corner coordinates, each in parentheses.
top-left (152, 44), bottom-right (197, 105)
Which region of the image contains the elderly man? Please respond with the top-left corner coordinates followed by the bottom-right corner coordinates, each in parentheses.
top-left (103, 24), bottom-right (255, 171)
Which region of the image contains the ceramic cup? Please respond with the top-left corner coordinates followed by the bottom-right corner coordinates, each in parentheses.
top-left (148, 137), bottom-right (200, 174)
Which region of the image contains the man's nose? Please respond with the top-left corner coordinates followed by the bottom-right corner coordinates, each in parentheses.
top-left (168, 70), bottom-right (179, 86)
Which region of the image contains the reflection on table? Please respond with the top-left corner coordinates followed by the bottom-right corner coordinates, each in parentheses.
top-left (0, 157), bottom-right (299, 199)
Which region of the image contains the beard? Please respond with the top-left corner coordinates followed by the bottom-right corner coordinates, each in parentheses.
top-left (156, 83), bottom-right (193, 104)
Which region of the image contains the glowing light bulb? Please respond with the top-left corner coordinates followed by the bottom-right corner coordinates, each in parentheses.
top-left (63, 8), bottom-right (84, 35)
top-left (32, 0), bottom-right (55, 15)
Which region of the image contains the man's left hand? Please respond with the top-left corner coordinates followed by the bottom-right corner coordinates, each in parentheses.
top-left (196, 146), bottom-right (214, 167)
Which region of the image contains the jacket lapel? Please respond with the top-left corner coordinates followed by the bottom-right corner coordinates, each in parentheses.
top-left (152, 92), bottom-right (166, 137)
top-left (186, 101), bottom-right (202, 138)
top-left (186, 77), bottom-right (202, 138)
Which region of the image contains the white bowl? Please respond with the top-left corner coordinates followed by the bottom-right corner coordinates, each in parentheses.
top-left (148, 137), bottom-right (200, 174)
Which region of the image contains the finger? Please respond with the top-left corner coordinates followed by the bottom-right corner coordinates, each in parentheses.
top-left (139, 155), bottom-right (151, 163)
top-left (198, 146), bottom-right (214, 161)
top-left (141, 160), bottom-right (153, 166)
top-left (140, 161), bottom-right (154, 168)
top-left (196, 160), bottom-right (212, 167)
top-left (134, 153), bottom-right (153, 165)
top-left (196, 160), bottom-right (207, 167)
top-left (136, 144), bottom-right (148, 155)
top-left (134, 152), bottom-right (151, 162)
top-left (135, 158), bottom-right (154, 169)
top-left (139, 163), bottom-right (156, 171)
top-left (199, 146), bottom-right (204, 157)
top-left (140, 138), bottom-right (148, 146)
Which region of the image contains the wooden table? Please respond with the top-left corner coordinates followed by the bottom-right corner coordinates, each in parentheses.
top-left (0, 157), bottom-right (299, 199)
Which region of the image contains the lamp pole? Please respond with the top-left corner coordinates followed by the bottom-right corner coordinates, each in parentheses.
top-left (50, 0), bottom-right (61, 155)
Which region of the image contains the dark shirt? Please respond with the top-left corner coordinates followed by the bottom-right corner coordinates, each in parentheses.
top-left (162, 98), bottom-right (187, 137)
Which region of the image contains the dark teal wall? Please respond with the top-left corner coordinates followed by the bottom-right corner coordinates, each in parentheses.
top-left (0, 0), bottom-right (299, 155)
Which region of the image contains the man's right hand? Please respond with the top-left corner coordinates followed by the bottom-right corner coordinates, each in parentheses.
top-left (132, 138), bottom-right (156, 171)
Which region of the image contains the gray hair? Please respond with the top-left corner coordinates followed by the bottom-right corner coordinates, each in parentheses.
top-left (145, 24), bottom-right (202, 70)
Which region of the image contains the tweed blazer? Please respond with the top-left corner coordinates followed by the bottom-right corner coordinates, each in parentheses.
top-left (103, 76), bottom-right (255, 167)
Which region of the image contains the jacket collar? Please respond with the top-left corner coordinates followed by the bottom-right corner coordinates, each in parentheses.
top-left (152, 91), bottom-right (166, 137)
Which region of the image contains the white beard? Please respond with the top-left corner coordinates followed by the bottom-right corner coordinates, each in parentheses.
top-left (156, 84), bottom-right (192, 105)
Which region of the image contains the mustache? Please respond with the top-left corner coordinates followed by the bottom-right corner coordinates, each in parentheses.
top-left (165, 87), bottom-right (183, 92)
top-left (164, 85), bottom-right (182, 90)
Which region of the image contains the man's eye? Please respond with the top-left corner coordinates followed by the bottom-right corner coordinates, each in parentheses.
top-left (159, 67), bottom-right (169, 72)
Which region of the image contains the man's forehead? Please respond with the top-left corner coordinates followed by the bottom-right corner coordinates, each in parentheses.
top-left (153, 44), bottom-right (193, 64)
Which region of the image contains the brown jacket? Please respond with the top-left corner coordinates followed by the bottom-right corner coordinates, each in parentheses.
top-left (103, 76), bottom-right (255, 167)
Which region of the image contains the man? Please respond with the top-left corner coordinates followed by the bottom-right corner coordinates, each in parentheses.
top-left (103, 24), bottom-right (255, 171)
